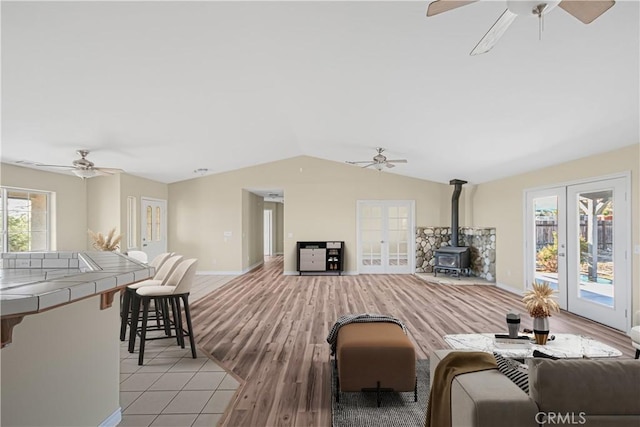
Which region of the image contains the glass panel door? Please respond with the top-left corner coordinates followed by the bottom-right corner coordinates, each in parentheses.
top-left (526, 187), bottom-right (567, 310)
top-left (526, 177), bottom-right (630, 331)
top-left (359, 204), bottom-right (383, 271)
top-left (567, 178), bottom-right (628, 330)
top-left (357, 201), bottom-right (414, 274)
top-left (141, 198), bottom-right (167, 261)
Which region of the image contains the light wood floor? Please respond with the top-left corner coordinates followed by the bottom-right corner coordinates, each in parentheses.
top-left (190, 256), bottom-right (635, 427)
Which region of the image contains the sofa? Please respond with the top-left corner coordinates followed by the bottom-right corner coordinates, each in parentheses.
top-left (430, 349), bottom-right (640, 427)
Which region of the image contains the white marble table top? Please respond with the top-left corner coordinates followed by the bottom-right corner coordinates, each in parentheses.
top-left (444, 333), bottom-right (622, 359)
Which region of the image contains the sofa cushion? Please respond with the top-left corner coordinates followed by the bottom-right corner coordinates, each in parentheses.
top-left (493, 352), bottom-right (529, 394)
top-left (528, 358), bottom-right (640, 415)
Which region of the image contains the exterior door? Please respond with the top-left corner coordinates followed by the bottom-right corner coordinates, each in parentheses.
top-left (526, 176), bottom-right (630, 331)
top-left (357, 200), bottom-right (414, 274)
top-left (141, 198), bottom-right (167, 261)
top-left (566, 178), bottom-right (629, 330)
top-left (525, 187), bottom-right (568, 310)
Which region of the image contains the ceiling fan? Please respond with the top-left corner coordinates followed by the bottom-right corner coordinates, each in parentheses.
top-left (19, 149), bottom-right (124, 179)
top-left (426, 0), bottom-right (615, 55)
top-left (346, 148), bottom-right (408, 171)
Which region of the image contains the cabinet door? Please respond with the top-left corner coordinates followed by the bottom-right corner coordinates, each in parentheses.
top-left (299, 248), bottom-right (326, 271)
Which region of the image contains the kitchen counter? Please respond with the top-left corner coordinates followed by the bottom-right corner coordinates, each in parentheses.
top-left (0, 251), bottom-right (153, 348)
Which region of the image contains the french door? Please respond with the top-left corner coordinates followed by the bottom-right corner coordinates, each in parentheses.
top-left (526, 176), bottom-right (630, 331)
top-left (141, 198), bottom-right (167, 261)
top-left (357, 200), bottom-right (414, 274)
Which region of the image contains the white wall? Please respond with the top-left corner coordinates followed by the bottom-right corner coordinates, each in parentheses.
top-left (0, 296), bottom-right (121, 426)
top-left (168, 156), bottom-right (446, 273)
top-left (0, 164), bottom-right (88, 250)
top-left (87, 174), bottom-right (121, 249)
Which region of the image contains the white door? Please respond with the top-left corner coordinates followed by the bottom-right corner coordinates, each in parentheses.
top-left (141, 198), bottom-right (167, 261)
top-left (566, 178), bottom-right (629, 330)
top-left (263, 210), bottom-right (272, 256)
top-left (525, 187), bottom-right (568, 310)
top-left (526, 176), bottom-right (630, 331)
top-left (357, 200), bottom-right (414, 274)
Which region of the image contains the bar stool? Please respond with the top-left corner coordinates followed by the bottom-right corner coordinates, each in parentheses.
top-left (129, 258), bottom-right (199, 365)
top-left (149, 252), bottom-right (173, 270)
top-left (120, 255), bottom-right (183, 341)
top-left (126, 250), bottom-right (148, 263)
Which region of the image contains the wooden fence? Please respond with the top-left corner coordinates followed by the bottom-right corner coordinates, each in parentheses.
top-left (536, 219), bottom-right (612, 251)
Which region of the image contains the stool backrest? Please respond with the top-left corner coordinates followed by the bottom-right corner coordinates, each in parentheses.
top-left (153, 255), bottom-right (183, 285)
top-left (165, 258), bottom-right (198, 295)
top-left (149, 252), bottom-right (172, 269)
top-left (126, 250), bottom-right (148, 263)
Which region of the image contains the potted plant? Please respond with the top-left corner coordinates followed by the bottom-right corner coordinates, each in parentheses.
top-left (522, 282), bottom-right (559, 344)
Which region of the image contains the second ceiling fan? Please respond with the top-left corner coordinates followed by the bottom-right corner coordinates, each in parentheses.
top-left (426, 0), bottom-right (615, 55)
top-left (346, 148), bottom-right (408, 171)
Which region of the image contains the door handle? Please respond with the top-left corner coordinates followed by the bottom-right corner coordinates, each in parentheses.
top-left (143, 244), bottom-right (148, 247)
top-left (558, 253), bottom-right (565, 257)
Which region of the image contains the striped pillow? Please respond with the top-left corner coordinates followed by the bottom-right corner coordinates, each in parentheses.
top-left (493, 352), bottom-right (529, 394)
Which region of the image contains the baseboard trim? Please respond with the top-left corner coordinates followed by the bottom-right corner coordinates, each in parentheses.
top-left (197, 271), bottom-right (243, 276)
top-left (243, 260), bottom-right (264, 274)
top-left (99, 407), bottom-right (121, 427)
top-left (496, 282), bottom-right (525, 296)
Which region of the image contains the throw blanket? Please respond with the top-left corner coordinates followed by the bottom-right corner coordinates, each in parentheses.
top-left (425, 351), bottom-right (497, 427)
top-left (326, 313), bottom-right (407, 356)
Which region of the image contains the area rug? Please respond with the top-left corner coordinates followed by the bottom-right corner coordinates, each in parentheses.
top-left (331, 359), bottom-right (430, 427)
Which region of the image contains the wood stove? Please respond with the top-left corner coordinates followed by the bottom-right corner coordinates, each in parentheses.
top-left (434, 246), bottom-right (470, 277)
top-left (434, 179), bottom-right (471, 278)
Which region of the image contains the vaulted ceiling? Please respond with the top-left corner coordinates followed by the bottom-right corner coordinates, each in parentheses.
top-left (2, 1), bottom-right (638, 184)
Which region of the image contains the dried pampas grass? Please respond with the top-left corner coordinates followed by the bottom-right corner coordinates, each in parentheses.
top-left (88, 227), bottom-right (122, 251)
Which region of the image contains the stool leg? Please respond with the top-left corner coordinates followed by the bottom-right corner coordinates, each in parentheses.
top-left (414, 377), bottom-right (418, 402)
top-left (181, 294), bottom-right (197, 359)
top-left (138, 297), bottom-right (151, 366)
top-left (170, 298), bottom-right (182, 346)
top-left (376, 381), bottom-right (381, 408)
top-left (163, 299), bottom-right (172, 336)
top-left (128, 293), bottom-right (141, 353)
top-left (120, 288), bottom-right (131, 341)
top-left (174, 297), bottom-right (185, 349)
top-left (636, 349), bottom-right (639, 359)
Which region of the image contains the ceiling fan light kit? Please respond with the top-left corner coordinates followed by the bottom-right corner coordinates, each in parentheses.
top-left (72, 169), bottom-right (98, 179)
top-left (427, 0), bottom-right (615, 55)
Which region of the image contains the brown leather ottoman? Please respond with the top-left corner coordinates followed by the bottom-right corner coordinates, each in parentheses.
top-left (336, 322), bottom-right (417, 406)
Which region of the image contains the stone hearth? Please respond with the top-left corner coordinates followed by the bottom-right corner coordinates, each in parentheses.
top-left (415, 226), bottom-right (496, 281)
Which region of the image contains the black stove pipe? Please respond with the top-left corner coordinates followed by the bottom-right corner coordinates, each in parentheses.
top-left (449, 179), bottom-right (467, 247)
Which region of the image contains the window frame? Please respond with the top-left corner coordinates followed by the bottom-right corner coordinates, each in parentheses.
top-left (1, 186), bottom-right (52, 253)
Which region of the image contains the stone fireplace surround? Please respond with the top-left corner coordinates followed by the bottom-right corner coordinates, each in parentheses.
top-left (416, 226), bottom-right (496, 281)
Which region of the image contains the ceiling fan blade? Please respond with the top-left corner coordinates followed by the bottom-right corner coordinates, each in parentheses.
top-left (346, 160), bottom-right (374, 165)
top-left (95, 167), bottom-right (124, 174)
top-left (470, 9), bottom-right (518, 56)
top-left (35, 164), bottom-right (73, 169)
top-left (386, 159), bottom-right (408, 164)
top-left (559, 0), bottom-right (615, 24)
top-left (426, 0), bottom-right (477, 17)
top-left (361, 163), bottom-right (377, 169)
top-left (385, 163), bottom-right (396, 169)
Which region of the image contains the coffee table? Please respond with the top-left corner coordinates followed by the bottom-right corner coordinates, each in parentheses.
top-left (444, 333), bottom-right (622, 359)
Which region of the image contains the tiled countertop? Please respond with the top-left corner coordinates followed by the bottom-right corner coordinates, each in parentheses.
top-left (1, 251), bottom-right (154, 317)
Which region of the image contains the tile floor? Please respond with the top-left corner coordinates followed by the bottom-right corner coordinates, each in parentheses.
top-left (119, 274), bottom-right (236, 427)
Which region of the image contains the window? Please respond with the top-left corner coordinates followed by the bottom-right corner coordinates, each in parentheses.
top-left (0, 187), bottom-right (50, 252)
